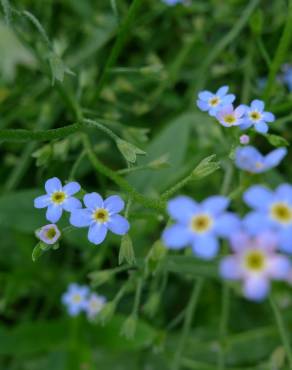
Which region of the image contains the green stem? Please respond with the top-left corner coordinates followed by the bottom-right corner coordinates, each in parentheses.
top-left (132, 278), bottom-right (143, 316)
top-left (218, 284), bottom-right (230, 370)
top-left (94, 0), bottom-right (143, 101)
top-left (269, 296), bottom-right (292, 370)
top-left (263, 0), bottom-right (292, 101)
top-left (171, 278), bottom-right (204, 370)
top-left (68, 150), bottom-right (86, 181)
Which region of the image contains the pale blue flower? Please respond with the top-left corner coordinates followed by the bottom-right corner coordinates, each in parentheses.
top-left (197, 86), bottom-right (235, 117)
top-left (216, 104), bottom-right (246, 127)
top-left (220, 231), bottom-right (290, 301)
top-left (36, 224), bottom-right (61, 245)
top-left (34, 177), bottom-right (82, 223)
top-left (85, 293), bottom-right (106, 320)
top-left (235, 146), bottom-right (287, 173)
top-left (70, 193), bottom-right (130, 245)
top-left (240, 99), bottom-right (275, 133)
top-left (162, 0), bottom-right (183, 4)
top-left (243, 184), bottom-right (292, 253)
top-left (162, 195), bottom-right (240, 260)
top-left (62, 283), bottom-right (89, 316)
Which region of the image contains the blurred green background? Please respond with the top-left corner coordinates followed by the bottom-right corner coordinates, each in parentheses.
top-left (1, 0), bottom-right (292, 369)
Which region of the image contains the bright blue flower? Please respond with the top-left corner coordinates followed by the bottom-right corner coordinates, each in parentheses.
top-left (34, 177), bottom-right (82, 223)
top-left (162, 0), bottom-right (183, 4)
top-left (36, 224), bottom-right (61, 245)
top-left (240, 99), bottom-right (275, 133)
top-left (84, 293), bottom-right (106, 320)
top-left (235, 146), bottom-right (287, 173)
top-left (216, 104), bottom-right (246, 127)
top-left (243, 184), bottom-right (292, 253)
top-left (197, 86), bottom-right (235, 117)
top-left (62, 283), bottom-right (89, 316)
top-left (70, 193), bottom-right (130, 245)
top-left (162, 195), bottom-right (240, 260)
top-left (220, 231), bottom-right (290, 301)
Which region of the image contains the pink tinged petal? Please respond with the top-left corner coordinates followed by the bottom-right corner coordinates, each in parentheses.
top-left (254, 121), bottom-right (268, 134)
top-left (251, 99), bottom-right (264, 112)
top-left (167, 196), bottom-right (198, 224)
top-left (162, 224), bottom-right (192, 249)
top-left (220, 256), bottom-right (241, 280)
top-left (201, 196), bottom-right (229, 215)
top-left (63, 197), bottom-right (82, 212)
top-left (46, 205), bottom-right (63, 223)
top-left (104, 195), bottom-right (125, 214)
top-left (214, 213), bottom-right (240, 238)
top-left (107, 214), bottom-right (129, 235)
top-left (45, 177), bottom-right (62, 194)
top-left (220, 104), bottom-right (233, 115)
top-left (192, 235), bottom-right (219, 260)
top-left (198, 91), bottom-right (213, 101)
top-left (243, 276), bottom-right (270, 301)
top-left (70, 209), bottom-right (92, 227)
top-left (230, 232), bottom-right (250, 252)
top-left (197, 100), bottom-right (209, 111)
top-left (243, 185), bottom-right (273, 210)
top-left (216, 85), bottom-right (229, 96)
top-left (84, 192), bottom-right (103, 209)
top-left (34, 195), bottom-right (50, 209)
top-left (255, 231), bottom-right (278, 251)
top-left (263, 112), bottom-right (275, 122)
top-left (268, 256), bottom-right (291, 280)
top-left (88, 223), bottom-right (107, 245)
top-left (63, 182), bottom-right (81, 196)
top-left (234, 105), bottom-right (246, 118)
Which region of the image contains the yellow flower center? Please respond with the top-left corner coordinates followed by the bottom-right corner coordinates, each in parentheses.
top-left (93, 208), bottom-right (109, 223)
top-left (249, 111), bottom-right (261, 121)
top-left (51, 191), bottom-right (66, 204)
top-left (244, 250), bottom-right (266, 271)
top-left (190, 214), bottom-right (213, 234)
top-left (209, 96), bottom-right (220, 107)
top-left (255, 161), bottom-right (264, 169)
top-left (270, 202), bottom-right (292, 224)
top-left (223, 114), bottom-right (236, 125)
top-left (46, 227), bottom-right (57, 240)
top-left (72, 294), bottom-right (81, 303)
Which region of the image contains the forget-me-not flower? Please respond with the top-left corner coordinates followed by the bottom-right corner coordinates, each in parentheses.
top-left (85, 293), bottom-right (106, 320)
top-left (243, 184), bottom-right (292, 253)
top-left (220, 231), bottom-right (290, 301)
top-left (197, 86), bottom-right (235, 117)
top-left (235, 146), bottom-right (287, 173)
top-left (36, 224), bottom-right (61, 245)
top-left (239, 134), bottom-right (250, 145)
top-left (282, 64), bottom-right (292, 92)
top-left (162, 195), bottom-right (240, 259)
top-left (62, 283), bottom-right (89, 316)
top-left (216, 104), bottom-right (246, 127)
top-left (240, 100), bottom-right (275, 134)
top-left (162, 0), bottom-right (183, 4)
top-left (70, 193), bottom-right (130, 245)
top-left (34, 177), bottom-right (82, 223)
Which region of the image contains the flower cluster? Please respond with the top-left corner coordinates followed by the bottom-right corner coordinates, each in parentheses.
top-left (34, 177), bottom-right (129, 246)
top-left (62, 283), bottom-right (106, 320)
top-left (196, 86), bottom-right (287, 174)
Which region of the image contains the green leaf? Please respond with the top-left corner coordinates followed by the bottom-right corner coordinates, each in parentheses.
top-left (266, 134), bottom-right (289, 147)
top-left (192, 154), bottom-right (220, 179)
top-left (32, 241), bottom-right (51, 262)
top-left (116, 139), bottom-right (146, 164)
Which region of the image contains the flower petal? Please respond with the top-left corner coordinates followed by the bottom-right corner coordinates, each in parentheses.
top-left (63, 182), bottom-right (81, 196)
top-left (197, 100), bottom-right (209, 111)
top-left (220, 256), bottom-right (241, 280)
top-left (243, 212), bottom-right (272, 235)
top-left (162, 224), bottom-right (192, 249)
top-left (264, 148), bottom-right (287, 169)
top-left (104, 195), bottom-right (125, 214)
top-left (251, 99), bottom-right (264, 112)
top-left (214, 213), bottom-right (240, 238)
top-left (263, 112), bottom-right (275, 122)
top-left (243, 185), bottom-right (273, 210)
top-left (234, 104), bottom-right (246, 118)
top-left (198, 91), bottom-right (213, 101)
top-left (167, 196), bottom-right (198, 224)
top-left (34, 194), bottom-right (50, 209)
top-left (275, 183), bottom-right (292, 201)
top-left (222, 94), bottom-right (235, 104)
top-left (254, 121), bottom-right (268, 134)
top-left (192, 234), bottom-right (219, 260)
top-left (45, 177), bottom-right (62, 194)
top-left (46, 205), bottom-right (63, 223)
top-left (279, 228), bottom-right (292, 253)
top-left (268, 256), bottom-right (291, 280)
top-left (107, 214), bottom-right (129, 235)
top-left (230, 232), bottom-right (250, 252)
top-left (63, 197), bottom-right (82, 212)
top-left (84, 192), bottom-right (103, 209)
top-left (201, 196), bottom-right (229, 215)
top-left (88, 223), bottom-right (107, 245)
top-left (216, 85), bottom-right (228, 96)
top-left (70, 209), bottom-right (92, 227)
top-left (243, 276), bottom-right (269, 301)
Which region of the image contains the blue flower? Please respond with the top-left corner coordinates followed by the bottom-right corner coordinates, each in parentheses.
top-left (243, 184), bottom-right (292, 253)
top-left (162, 195), bottom-right (240, 260)
top-left (282, 64), bottom-right (292, 92)
top-left (85, 293), bottom-right (106, 320)
top-left (240, 99), bottom-right (275, 133)
top-left (162, 0), bottom-right (183, 4)
top-left (235, 146), bottom-right (287, 173)
top-left (34, 177), bottom-right (82, 223)
top-left (197, 86), bottom-right (235, 117)
top-left (62, 283), bottom-right (89, 316)
top-left (220, 231), bottom-right (290, 301)
top-left (36, 224), bottom-right (61, 245)
top-left (70, 193), bottom-right (130, 245)
top-left (216, 104), bottom-right (246, 127)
